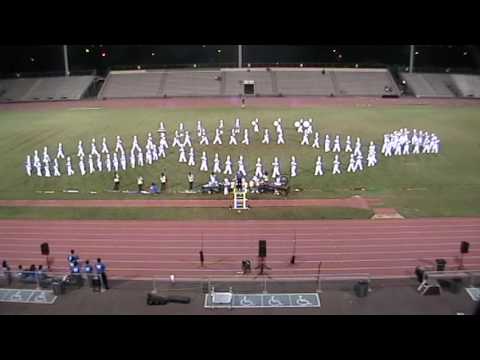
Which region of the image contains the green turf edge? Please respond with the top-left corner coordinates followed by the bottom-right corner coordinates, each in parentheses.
top-left (0, 206), bottom-right (373, 220)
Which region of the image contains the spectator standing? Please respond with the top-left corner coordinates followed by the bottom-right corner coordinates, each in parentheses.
top-left (84, 260), bottom-right (94, 287)
top-left (160, 172), bottom-right (167, 192)
top-left (113, 172), bottom-right (120, 191)
top-left (187, 172), bottom-right (194, 191)
top-left (2, 260), bottom-right (12, 286)
top-left (67, 249), bottom-right (79, 268)
top-left (137, 176), bottom-right (144, 193)
top-left (96, 258), bottom-right (109, 290)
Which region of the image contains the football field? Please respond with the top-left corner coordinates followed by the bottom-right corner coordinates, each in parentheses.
top-left (1, 104), bottom-right (480, 218)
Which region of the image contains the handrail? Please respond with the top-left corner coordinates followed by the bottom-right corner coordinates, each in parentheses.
top-left (424, 269), bottom-right (480, 279)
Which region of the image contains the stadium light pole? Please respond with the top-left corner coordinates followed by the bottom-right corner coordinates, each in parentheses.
top-left (238, 45), bottom-right (242, 68)
top-left (63, 45), bottom-right (70, 76)
top-left (409, 45), bottom-right (414, 73)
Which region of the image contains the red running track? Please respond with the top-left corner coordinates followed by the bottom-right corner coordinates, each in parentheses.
top-left (1, 218), bottom-right (479, 280)
top-left (0, 197), bottom-right (372, 209)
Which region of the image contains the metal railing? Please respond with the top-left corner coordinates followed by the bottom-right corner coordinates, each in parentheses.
top-left (423, 269), bottom-right (480, 287)
top-left (145, 272), bottom-right (372, 296)
top-left (0, 270), bottom-right (106, 293)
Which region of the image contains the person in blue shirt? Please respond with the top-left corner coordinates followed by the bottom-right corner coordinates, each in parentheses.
top-left (84, 260), bottom-right (94, 287)
top-left (70, 261), bottom-right (84, 287)
top-left (67, 249), bottom-right (80, 268)
top-left (96, 258), bottom-right (109, 290)
top-left (71, 262), bottom-right (81, 274)
top-left (84, 260), bottom-right (93, 274)
top-left (36, 265), bottom-right (47, 281)
top-left (149, 182), bottom-right (160, 194)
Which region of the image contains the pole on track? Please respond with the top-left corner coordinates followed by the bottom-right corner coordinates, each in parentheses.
top-left (409, 45), bottom-right (414, 73)
top-left (290, 229), bottom-right (297, 265)
top-left (63, 45), bottom-right (70, 76)
top-left (316, 262), bottom-right (323, 293)
top-left (238, 45), bottom-right (242, 68)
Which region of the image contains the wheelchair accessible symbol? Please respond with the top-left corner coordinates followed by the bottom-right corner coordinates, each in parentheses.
top-left (295, 295), bottom-right (312, 306)
top-left (268, 296), bottom-right (283, 306)
top-left (240, 296), bottom-right (255, 306)
top-left (33, 292), bottom-right (48, 303)
top-left (11, 291), bottom-right (23, 301)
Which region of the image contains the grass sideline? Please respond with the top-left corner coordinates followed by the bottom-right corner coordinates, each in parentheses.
top-left (0, 206), bottom-right (373, 220)
top-left (1, 105), bottom-right (480, 218)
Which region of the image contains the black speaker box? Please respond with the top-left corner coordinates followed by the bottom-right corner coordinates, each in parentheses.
top-left (259, 240), bottom-right (267, 257)
top-left (167, 295), bottom-right (191, 304)
top-left (435, 258), bottom-right (446, 271)
top-left (40, 242), bottom-right (50, 256)
top-left (381, 94), bottom-right (399, 98)
top-left (147, 293), bottom-right (168, 305)
top-left (461, 241), bottom-right (470, 254)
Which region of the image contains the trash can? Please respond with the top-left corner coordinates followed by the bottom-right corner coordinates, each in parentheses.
top-left (354, 281), bottom-right (369, 298)
top-left (52, 281), bottom-right (65, 296)
top-left (435, 259), bottom-right (447, 272)
top-left (450, 278), bottom-right (463, 294)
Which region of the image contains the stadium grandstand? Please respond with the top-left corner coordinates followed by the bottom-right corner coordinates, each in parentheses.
top-left (1, 45), bottom-right (480, 102)
top-left (97, 67), bottom-right (401, 99)
top-left (0, 75), bottom-right (96, 102)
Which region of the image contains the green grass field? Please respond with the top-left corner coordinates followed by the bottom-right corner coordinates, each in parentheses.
top-left (0, 206), bottom-right (373, 220)
top-left (1, 105), bottom-right (480, 218)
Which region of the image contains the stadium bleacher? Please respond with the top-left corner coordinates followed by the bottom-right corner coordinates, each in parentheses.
top-left (334, 69), bottom-right (400, 96)
top-left (3, 68), bottom-right (479, 102)
top-left (98, 72), bottom-right (164, 99)
top-left (222, 69), bottom-right (275, 96)
top-left (275, 69), bottom-right (335, 96)
top-left (0, 76), bottom-right (95, 102)
top-left (400, 72), bottom-right (457, 98)
top-left (420, 73), bottom-right (456, 97)
top-left (97, 68), bottom-right (404, 99)
top-left (0, 78), bottom-right (40, 102)
top-left (162, 70), bottom-right (222, 97)
top-left (450, 74), bottom-right (480, 98)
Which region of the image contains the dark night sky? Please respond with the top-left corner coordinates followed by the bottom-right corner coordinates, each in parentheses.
top-left (0, 45), bottom-right (478, 77)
